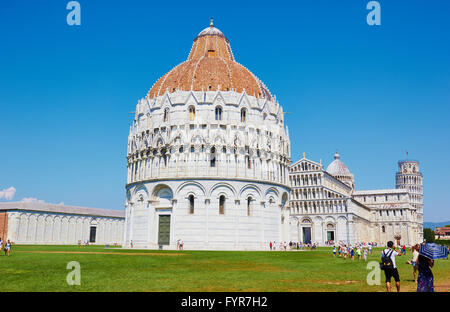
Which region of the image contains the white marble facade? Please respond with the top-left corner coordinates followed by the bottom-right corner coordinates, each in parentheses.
top-left (0, 202), bottom-right (124, 245)
top-left (125, 180), bottom-right (289, 250)
top-left (288, 154), bottom-right (423, 246)
top-left (124, 89), bottom-right (291, 250)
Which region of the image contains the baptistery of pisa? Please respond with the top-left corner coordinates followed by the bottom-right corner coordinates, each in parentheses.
top-left (124, 20), bottom-right (291, 250)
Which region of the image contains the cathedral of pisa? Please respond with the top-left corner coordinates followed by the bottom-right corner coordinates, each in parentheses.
top-left (123, 21), bottom-right (423, 250)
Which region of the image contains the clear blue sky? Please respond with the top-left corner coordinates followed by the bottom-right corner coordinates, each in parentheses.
top-left (0, 1), bottom-right (449, 222)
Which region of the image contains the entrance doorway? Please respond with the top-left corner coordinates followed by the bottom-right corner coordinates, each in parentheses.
top-left (327, 230), bottom-right (335, 242)
top-left (89, 226), bottom-right (97, 243)
top-left (302, 227), bottom-right (311, 244)
top-left (158, 215), bottom-right (171, 245)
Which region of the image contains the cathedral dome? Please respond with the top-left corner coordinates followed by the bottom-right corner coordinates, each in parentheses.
top-left (147, 20), bottom-right (272, 100)
top-left (326, 153), bottom-right (352, 176)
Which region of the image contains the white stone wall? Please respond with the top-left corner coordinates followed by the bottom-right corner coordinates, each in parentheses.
top-left (7, 211), bottom-right (124, 245)
top-left (124, 179), bottom-right (290, 250)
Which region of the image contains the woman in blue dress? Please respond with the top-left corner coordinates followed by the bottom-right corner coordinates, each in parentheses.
top-left (417, 254), bottom-right (434, 292)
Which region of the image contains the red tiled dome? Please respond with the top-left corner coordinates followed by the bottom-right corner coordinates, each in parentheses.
top-left (147, 20), bottom-right (272, 100)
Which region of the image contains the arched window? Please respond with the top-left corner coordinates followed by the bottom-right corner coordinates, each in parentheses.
top-left (163, 108), bottom-right (169, 122)
top-left (161, 147), bottom-right (167, 167)
top-left (219, 195), bottom-right (225, 214)
top-left (247, 197), bottom-right (252, 216)
top-left (188, 195), bottom-right (194, 214)
top-left (382, 225), bottom-right (386, 233)
top-left (240, 108), bottom-right (247, 122)
top-left (189, 106), bottom-right (195, 121)
top-left (210, 147), bottom-right (216, 167)
top-left (215, 106), bottom-right (222, 121)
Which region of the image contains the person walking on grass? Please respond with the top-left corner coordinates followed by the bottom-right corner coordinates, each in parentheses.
top-left (350, 247), bottom-right (355, 261)
top-left (356, 247), bottom-right (362, 261)
top-left (363, 248), bottom-right (368, 262)
top-left (417, 254), bottom-right (434, 292)
top-left (333, 246), bottom-right (336, 257)
top-left (407, 244), bottom-right (420, 283)
top-left (381, 241), bottom-right (402, 292)
top-left (368, 244), bottom-right (373, 256)
top-left (4, 240), bottom-right (11, 256)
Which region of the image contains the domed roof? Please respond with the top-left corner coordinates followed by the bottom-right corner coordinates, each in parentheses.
top-left (197, 19), bottom-right (226, 38)
top-left (147, 20), bottom-right (273, 100)
top-left (326, 153), bottom-right (352, 176)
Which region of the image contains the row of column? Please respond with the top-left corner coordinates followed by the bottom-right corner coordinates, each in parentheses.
top-left (290, 200), bottom-right (347, 215)
top-left (291, 187), bottom-right (343, 200)
top-left (128, 153), bottom-right (289, 185)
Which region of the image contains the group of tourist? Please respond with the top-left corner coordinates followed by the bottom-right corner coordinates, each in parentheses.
top-left (330, 240), bottom-right (441, 292)
top-left (269, 241), bottom-right (317, 251)
top-left (333, 242), bottom-right (374, 261)
top-left (380, 241), bottom-right (444, 292)
top-left (0, 238), bottom-right (11, 256)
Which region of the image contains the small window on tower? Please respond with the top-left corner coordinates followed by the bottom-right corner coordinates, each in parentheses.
top-left (210, 147), bottom-right (216, 167)
top-left (208, 49), bottom-right (215, 57)
top-left (188, 195), bottom-right (195, 214)
top-left (189, 106), bottom-right (195, 121)
top-left (163, 108), bottom-right (169, 122)
top-left (219, 195), bottom-right (225, 214)
top-left (215, 106), bottom-right (222, 121)
top-left (241, 108), bottom-right (247, 122)
top-left (247, 197), bottom-right (252, 216)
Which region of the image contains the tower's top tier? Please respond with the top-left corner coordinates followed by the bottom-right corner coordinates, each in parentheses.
top-left (397, 160), bottom-right (420, 175)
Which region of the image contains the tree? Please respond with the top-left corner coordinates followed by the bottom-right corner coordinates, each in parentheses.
top-left (423, 228), bottom-right (435, 243)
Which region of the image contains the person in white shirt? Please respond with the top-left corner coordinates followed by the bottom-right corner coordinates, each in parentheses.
top-left (409, 244), bottom-right (420, 283)
top-left (381, 241), bottom-right (403, 292)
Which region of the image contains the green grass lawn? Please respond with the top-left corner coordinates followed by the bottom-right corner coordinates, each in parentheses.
top-left (0, 245), bottom-right (449, 292)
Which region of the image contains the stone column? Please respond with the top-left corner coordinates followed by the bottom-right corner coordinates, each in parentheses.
top-left (205, 198), bottom-right (210, 249)
top-left (235, 199), bottom-right (240, 249)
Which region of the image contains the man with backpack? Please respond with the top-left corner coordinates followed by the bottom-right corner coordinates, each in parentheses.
top-left (380, 241), bottom-right (403, 292)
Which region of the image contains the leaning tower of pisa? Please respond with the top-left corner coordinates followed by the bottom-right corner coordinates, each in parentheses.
top-left (396, 160), bottom-right (423, 242)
